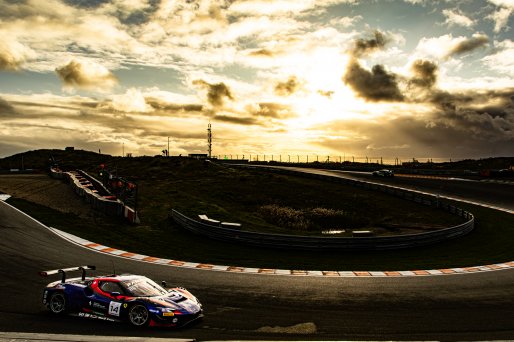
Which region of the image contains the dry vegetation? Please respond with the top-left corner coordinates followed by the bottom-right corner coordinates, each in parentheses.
top-left (0, 174), bottom-right (92, 218)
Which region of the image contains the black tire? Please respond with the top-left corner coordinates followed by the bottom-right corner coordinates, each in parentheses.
top-left (128, 304), bottom-right (149, 327)
top-left (48, 292), bottom-right (66, 314)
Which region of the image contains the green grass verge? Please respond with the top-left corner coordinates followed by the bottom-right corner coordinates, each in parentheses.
top-left (7, 195), bottom-right (514, 271)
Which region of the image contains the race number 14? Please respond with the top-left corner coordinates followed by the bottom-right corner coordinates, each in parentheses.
top-left (109, 301), bottom-right (122, 316)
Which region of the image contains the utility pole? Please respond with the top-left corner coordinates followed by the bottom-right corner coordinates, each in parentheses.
top-left (167, 137), bottom-right (170, 157)
top-left (122, 143), bottom-right (124, 157)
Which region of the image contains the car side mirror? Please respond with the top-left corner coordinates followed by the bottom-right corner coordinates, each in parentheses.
top-left (161, 281), bottom-right (167, 288)
top-left (111, 291), bottom-right (121, 299)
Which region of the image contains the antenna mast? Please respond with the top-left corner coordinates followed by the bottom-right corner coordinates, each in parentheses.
top-left (207, 122), bottom-right (212, 158)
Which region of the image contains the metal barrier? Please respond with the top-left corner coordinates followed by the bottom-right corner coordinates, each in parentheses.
top-left (171, 165), bottom-right (475, 251)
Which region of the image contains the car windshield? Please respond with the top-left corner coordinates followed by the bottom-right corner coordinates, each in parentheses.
top-left (120, 277), bottom-right (168, 297)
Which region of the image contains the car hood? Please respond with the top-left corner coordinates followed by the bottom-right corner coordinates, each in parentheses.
top-left (144, 288), bottom-right (201, 313)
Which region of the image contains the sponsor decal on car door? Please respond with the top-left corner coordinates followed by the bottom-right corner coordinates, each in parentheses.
top-left (108, 301), bottom-right (122, 317)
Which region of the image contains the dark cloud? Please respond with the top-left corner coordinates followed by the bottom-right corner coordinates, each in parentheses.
top-left (214, 114), bottom-right (257, 125)
top-left (409, 59), bottom-right (438, 89)
top-left (145, 98), bottom-right (203, 113)
top-left (342, 31), bottom-right (403, 102)
top-left (9, 100), bottom-right (87, 112)
top-left (447, 34), bottom-right (489, 58)
top-left (0, 97), bottom-right (16, 116)
top-left (131, 128), bottom-right (205, 140)
top-left (318, 90), bottom-right (334, 98)
top-left (63, 0), bottom-right (109, 9)
top-left (274, 76), bottom-right (301, 96)
top-left (193, 79), bottom-right (233, 107)
top-left (352, 31), bottom-right (388, 57)
top-left (343, 59), bottom-right (404, 102)
top-left (0, 54), bottom-right (21, 70)
top-left (55, 60), bottom-right (117, 91)
top-left (248, 49), bottom-right (275, 57)
top-left (314, 107), bottom-right (514, 159)
top-left (250, 102), bottom-right (295, 119)
top-left (427, 88), bottom-right (514, 140)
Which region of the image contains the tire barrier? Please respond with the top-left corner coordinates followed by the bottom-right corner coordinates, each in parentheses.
top-left (49, 167), bottom-right (139, 223)
top-left (66, 170), bottom-right (123, 217)
top-left (171, 165), bottom-right (475, 251)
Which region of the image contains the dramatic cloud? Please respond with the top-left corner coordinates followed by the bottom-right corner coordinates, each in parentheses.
top-left (1, 0), bottom-right (513, 159)
top-left (482, 39), bottom-right (514, 75)
top-left (55, 59), bottom-right (118, 92)
top-left (314, 85), bottom-right (514, 157)
top-left (146, 98), bottom-right (204, 113)
top-left (249, 102), bottom-right (295, 119)
top-left (427, 89), bottom-right (514, 144)
top-left (446, 34), bottom-right (489, 58)
top-left (415, 34), bottom-right (490, 60)
top-left (274, 76), bottom-right (301, 96)
top-left (214, 114), bottom-right (257, 126)
top-left (193, 80), bottom-right (234, 108)
top-left (343, 59), bottom-right (404, 102)
top-left (410, 59), bottom-right (438, 89)
top-left (0, 97), bottom-right (16, 116)
top-left (486, 0), bottom-right (514, 32)
top-left (248, 49), bottom-right (276, 57)
top-left (228, 0), bottom-right (357, 17)
top-left (107, 88), bottom-right (153, 113)
top-left (352, 31), bottom-right (388, 57)
top-left (442, 9), bottom-right (475, 28)
top-left (0, 40), bottom-right (34, 71)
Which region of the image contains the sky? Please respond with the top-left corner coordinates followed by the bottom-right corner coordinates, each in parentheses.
top-left (0, 0), bottom-right (514, 160)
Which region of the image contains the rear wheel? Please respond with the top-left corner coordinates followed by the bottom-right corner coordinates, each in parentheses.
top-left (128, 304), bottom-right (149, 327)
top-left (48, 292), bottom-right (66, 314)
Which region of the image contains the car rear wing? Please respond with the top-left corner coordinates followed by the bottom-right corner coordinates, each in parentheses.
top-left (39, 265), bottom-right (96, 283)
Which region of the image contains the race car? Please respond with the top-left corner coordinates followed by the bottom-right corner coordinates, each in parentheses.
top-left (372, 169), bottom-right (394, 177)
top-left (40, 265), bottom-right (203, 327)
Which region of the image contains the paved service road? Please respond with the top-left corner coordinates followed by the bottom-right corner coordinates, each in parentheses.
top-left (1, 195), bottom-right (514, 340)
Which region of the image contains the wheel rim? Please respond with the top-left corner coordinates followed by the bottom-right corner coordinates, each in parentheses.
top-left (50, 293), bottom-right (65, 313)
top-left (129, 305), bottom-right (149, 326)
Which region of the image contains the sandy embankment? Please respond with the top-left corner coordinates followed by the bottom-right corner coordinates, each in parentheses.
top-left (0, 174), bottom-right (93, 218)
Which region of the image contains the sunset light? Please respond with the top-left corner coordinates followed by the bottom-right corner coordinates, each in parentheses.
top-left (1, 0), bottom-right (513, 159)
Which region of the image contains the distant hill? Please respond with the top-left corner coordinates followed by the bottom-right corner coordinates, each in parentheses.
top-left (0, 149), bottom-right (113, 171)
top-left (1, 148), bottom-right (513, 173)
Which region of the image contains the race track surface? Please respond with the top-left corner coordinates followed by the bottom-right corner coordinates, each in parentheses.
top-left (1, 170), bottom-right (514, 340)
top-left (294, 167), bottom-right (514, 211)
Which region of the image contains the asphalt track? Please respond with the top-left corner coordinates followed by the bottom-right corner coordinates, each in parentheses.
top-left (258, 166), bottom-right (514, 212)
top-left (0, 170), bottom-right (514, 340)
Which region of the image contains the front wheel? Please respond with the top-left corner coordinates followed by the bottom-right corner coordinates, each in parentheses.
top-left (48, 292), bottom-right (66, 314)
top-left (128, 304), bottom-right (149, 327)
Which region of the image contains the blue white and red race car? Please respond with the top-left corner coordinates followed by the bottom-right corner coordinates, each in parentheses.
top-left (40, 266), bottom-right (203, 327)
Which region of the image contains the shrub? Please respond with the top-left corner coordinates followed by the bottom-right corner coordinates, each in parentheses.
top-left (260, 205), bottom-right (370, 231)
top-left (260, 204), bottom-right (310, 230)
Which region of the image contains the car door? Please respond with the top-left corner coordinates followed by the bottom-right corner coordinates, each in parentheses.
top-left (88, 281), bottom-right (125, 318)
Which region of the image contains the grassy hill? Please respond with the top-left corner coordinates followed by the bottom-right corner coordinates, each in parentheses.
top-left (1, 149), bottom-right (465, 235)
top-left (2, 149), bottom-right (513, 270)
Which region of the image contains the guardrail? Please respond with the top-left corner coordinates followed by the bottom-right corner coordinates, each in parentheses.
top-left (171, 165), bottom-right (474, 251)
